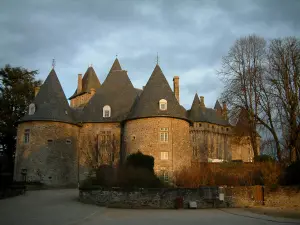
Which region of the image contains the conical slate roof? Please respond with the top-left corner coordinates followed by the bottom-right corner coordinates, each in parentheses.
top-left (214, 100), bottom-right (222, 111)
top-left (188, 93), bottom-right (229, 126)
top-left (69, 66), bottom-right (101, 100)
top-left (82, 60), bottom-right (138, 122)
top-left (188, 93), bottom-right (202, 122)
top-left (20, 69), bottom-right (74, 124)
top-left (127, 65), bottom-right (188, 121)
top-left (109, 58), bottom-right (122, 72)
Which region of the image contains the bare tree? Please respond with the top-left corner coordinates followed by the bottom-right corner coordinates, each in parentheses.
top-left (218, 34), bottom-right (288, 161)
top-left (82, 133), bottom-right (119, 170)
top-left (218, 35), bottom-right (267, 158)
top-left (267, 37), bottom-right (300, 161)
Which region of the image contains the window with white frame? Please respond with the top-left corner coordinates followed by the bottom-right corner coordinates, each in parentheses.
top-left (28, 103), bottom-right (36, 115)
top-left (103, 105), bottom-right (111, 118)
top-left (160, 128), bottom-right (169, 142)
top-left (160, 151), bottom-right (169, 160)
top-left (159, 99), bottom-right (167, 111)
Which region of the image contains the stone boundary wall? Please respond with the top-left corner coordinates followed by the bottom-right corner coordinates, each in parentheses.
top-left (79, 187), bottom-right (231, 209)
top-left (224, 186), bottom-right (300, 209)
top-left (79, 186), bottom-right (300, 209)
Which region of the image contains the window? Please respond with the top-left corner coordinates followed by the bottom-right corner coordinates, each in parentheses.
top-left (103, 105), bottom-right (111, 118)
top-left (66, 139), bottom-right (71, 144)
top-left (24, 129), bottom-right (30, 143)
top-left (160, 128), bottom-right (169, 142)
top-left (99, 131), bottom-right (112, 144)
top-left (160, 151), bottom-right (169, 160)
top-left (28, 103), bottom-right (36, 115)
top-left (161, 169), bottom-right (169, 182)
top-left (47, 139), bottom-right (53, 145)
top-left (159, 99), bottom-right (167, 111)
top-left (193, 147), bottom-right (198, 156)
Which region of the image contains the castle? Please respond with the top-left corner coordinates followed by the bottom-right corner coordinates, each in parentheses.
top-left (14, 58), bottom-right (258, 186)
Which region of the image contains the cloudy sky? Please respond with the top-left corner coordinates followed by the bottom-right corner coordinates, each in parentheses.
top-left (1, 0), bottom-right (299, 109)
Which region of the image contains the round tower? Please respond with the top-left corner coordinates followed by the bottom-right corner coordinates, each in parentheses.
top-left (14, 69), bottom-right (79, 186)
top-left (124, 65), bottom-right (191, 180)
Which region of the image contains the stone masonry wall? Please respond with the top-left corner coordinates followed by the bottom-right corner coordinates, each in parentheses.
top-left (14, 121), bottom-right (79, 186)
top-left (79, 187), bottom-right (228, 209)
top-left (123, 118), bottom-right (191, 178)
top-left (79, 123), bottom-right (121, 181)
top-left (231, 137), bottom-right (260, 162)
top-left (79, 186), bottom-right (300, 209)
top-left (225, 186), bottom-right (300, 209)
top-left (190, 122), bottom-right (231, 162)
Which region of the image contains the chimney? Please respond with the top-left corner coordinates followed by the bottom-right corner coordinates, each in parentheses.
top-left (200, 96), bottom-right (205, 107)
top-left (77, 74), bottom-right (82, 94)
top-left (222, 101), bottom-right (228, 119)
top-left (173, 76), bottom-right (180, 103)
top-left (34, 86), bottom-right (40, 97)
top-left (90, 88), bottom-right (96, 96)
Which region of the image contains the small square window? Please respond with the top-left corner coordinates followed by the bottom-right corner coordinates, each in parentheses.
top-left (160, 152), bottom-right (169, 160)
top-left (66, 139), bottom-right (71, 144)
top-left (47, 139), bottom-right (53, 144)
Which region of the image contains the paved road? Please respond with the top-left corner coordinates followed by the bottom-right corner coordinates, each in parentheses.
top-left (0, 189), bottom-right (299, 225)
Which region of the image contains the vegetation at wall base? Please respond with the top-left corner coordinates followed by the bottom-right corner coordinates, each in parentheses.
top-left (80, 152), bottom-right (164, 189)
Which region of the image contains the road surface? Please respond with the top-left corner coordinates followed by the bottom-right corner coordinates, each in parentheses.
top-left (0, 189), bottom-right (299, 225)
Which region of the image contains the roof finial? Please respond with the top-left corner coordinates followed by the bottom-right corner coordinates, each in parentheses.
top-left (156, 52), bottom-right (159, 65)
top-left (116, 54), bottom-right (118, 58)
top-left (52, 58), bottom-right (56, 69)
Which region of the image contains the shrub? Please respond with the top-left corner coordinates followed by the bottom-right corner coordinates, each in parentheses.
top-left (175, 162), bottom-right (283, 188)
top-left (282, 161), bottom-right (300, 185)
top-left (254, 154), bottom-right (275, 162)
top-left (125, 151), bottom-right (154, 172)
top-left (80, 152), bottom-right (164, 189)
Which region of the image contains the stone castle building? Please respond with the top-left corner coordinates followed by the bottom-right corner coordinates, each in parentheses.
top-left (14, 58), bottom-right (258, 186)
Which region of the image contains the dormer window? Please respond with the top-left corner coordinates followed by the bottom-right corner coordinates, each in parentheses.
top-left (103, 105), bottom-right (111, 118)
top-left (159, 99), bottom-right (167, 111)
top-left (28, 103), bottom-right (36, 115)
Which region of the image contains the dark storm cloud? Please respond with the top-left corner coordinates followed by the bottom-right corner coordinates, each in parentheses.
top-left (0, 0), bottom-right (299, 108)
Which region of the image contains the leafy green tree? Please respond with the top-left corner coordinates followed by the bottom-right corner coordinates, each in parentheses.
top-left (0, 64), bottom-right (42, 172)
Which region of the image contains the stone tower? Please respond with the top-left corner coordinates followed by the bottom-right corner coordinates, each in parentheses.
top-left (124, 65), bottom-right (191, 180)
top-left (14, 69), bottom-right (78, 186)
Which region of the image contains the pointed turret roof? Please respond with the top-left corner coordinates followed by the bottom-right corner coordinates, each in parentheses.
top-left (82, 59), bottom-right (137, 122)
top-left (20, 69), bottom-right (74, 124)
top-left (187, 93), bottom-right (229, 126)
top-left (127, 65), bottom-right (188, 121)
top-left (188, 93), bottom-right (202, 121)
top-left (110, 58), bottom-right (122, 72)
top-left (69, 66), bottom-right (101, 100)
top-left (214, 100), bottom-right (222, 111)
